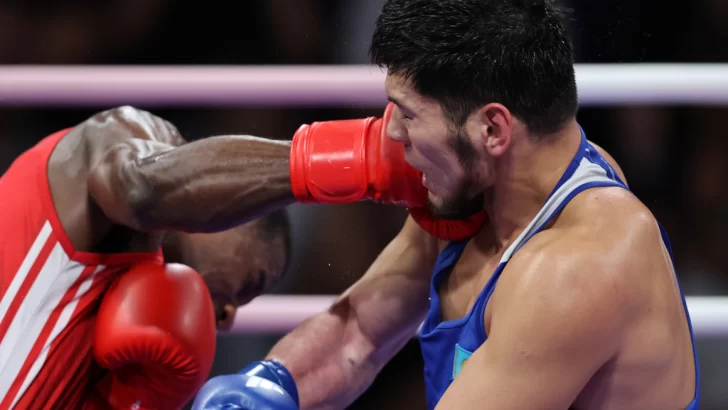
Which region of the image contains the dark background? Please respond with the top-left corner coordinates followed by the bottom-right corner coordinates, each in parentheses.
top-left (1, 0), bottom-right (726, 408)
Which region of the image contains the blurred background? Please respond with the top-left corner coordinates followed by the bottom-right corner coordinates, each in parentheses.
top-left (1, 0), bottom-right (726, 408)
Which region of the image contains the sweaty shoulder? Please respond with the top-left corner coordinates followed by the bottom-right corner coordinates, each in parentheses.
top-left (80, 106), bottom-right (186, 162)
top-left (51, 106), bottom-right (185, 175)
top-left (47, 106), bottom-right (186, 251)
top-left (498, 187), bottom-right (660, 324)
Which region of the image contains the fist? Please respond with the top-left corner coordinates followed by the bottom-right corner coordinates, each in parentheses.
top-left (192, 373), bottom-right (299, 410)
top-left (94, 261), bottom-right (217, 409)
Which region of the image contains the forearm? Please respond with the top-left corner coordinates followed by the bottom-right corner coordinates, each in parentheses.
top-left (265, 300), bottom-right (383, 410)
top-left (90, 135), bottom-right (295, 233)
top-left (264, 221), bottom-right (435, 409)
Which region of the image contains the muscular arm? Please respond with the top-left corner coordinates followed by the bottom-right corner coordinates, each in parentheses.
top-left (86, 106), bottom-right (295, 233)
top-left (266, 216), bottom-right (438, 409)
top-left (435, 212), bottom-right (644, 410)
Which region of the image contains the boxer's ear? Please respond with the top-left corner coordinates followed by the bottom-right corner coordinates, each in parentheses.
top-left (216, 304), bottom-right (237, 331)
top-left (477, 103), bottom-right (512, 158)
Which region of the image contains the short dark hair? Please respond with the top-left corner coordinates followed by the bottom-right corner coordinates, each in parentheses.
top-left (370, 0), bottom-right (578, 136)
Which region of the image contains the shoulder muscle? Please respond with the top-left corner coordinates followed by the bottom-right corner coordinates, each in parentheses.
top-left (84, 106), bottom-right (186, 147)
top-left (497, 188), bottom-right (659, 328)
top-left (83, 107), bottom-right (186, 230)
top-left (490, 234), bottom-right (629, 372)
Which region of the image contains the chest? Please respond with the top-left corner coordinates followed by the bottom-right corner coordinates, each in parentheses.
top-left (436, 240), bottom-right (503, 326)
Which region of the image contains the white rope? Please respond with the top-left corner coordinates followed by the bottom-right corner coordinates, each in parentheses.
top-left (1, 64), bottom-right (728, 106)
top-left (5, 63), bottom-right (725, 337)
top-left (229, 295), bottom-right (728, 338)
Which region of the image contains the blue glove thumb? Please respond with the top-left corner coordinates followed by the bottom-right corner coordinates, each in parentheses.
top-left (238, 360), bottom-right (299, 406)
top-left (191, 360), bottom-right (299, 410)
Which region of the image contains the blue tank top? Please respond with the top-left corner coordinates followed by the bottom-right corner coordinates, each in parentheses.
top-left (419, 128), bottom-right (700, 410)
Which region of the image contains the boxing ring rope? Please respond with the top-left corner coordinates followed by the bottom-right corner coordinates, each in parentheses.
top-left (231, 295), bottom-right (728, 338)
top-left (2, 64), bottom-right (728, 106)
top-left (3, 63), bottom-right (727, 338)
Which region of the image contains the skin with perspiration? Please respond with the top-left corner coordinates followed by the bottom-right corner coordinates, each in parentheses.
top-left (264, 74), bottom-right (696, 410)
top-left (50, 106), bottom-right (293, 328)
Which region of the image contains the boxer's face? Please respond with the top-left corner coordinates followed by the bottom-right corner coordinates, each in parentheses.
top-left (385, 74), bottom-right (487, 219)
top-left (172, 224), bottom-right (288, 330)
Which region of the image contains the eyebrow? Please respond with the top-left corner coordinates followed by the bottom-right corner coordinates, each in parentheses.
top-left (387, 95), bottom-right (402, 106)
top-left (387, 96), bottom-right (414, 115)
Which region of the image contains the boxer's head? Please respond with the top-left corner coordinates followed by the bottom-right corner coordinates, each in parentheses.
top-left (372, 0), bottom-right (578, 219)
top-left (164, 210), bottom-right (291, 330)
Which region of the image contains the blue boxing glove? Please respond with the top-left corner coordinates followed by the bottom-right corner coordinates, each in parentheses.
top-left (192, 360), bottom-right (299, 410)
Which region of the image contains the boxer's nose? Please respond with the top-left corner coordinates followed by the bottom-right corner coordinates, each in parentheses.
top-left (387, 107), bottom-right (410, 145)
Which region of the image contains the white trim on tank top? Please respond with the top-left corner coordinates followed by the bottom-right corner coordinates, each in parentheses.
top-left (499, 157), bottom-right (617, 264)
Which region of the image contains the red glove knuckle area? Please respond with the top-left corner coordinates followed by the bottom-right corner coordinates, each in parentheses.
top-left (289, 103), bottom-right (486, 241)
top-left (289, 103), bottom-right (429, 208)
top-left (94, 261), bottom-right (217, 409)
top-left (291, 118), bottom-right (377, 203)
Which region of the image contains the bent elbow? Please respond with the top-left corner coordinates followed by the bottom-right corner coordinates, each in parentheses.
top-left (125, 189), bottom-right (162, 232)
top-left (88, 149), bottom-right (159, 232)
top-left (117, 164), bottom-right (163, 232)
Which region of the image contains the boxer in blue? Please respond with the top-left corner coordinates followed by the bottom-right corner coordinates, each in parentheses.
top-left (193, 0), bottom-right (700, 409)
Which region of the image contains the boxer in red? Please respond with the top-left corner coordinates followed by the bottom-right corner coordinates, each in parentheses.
top-left (0, 107), bottom-right (291, 409)
top-left (0, 101), bottom-right (476, 409)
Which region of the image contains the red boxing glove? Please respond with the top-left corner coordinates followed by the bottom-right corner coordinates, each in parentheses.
top-left (93, 261), bottom-right (216, 410)
top-left (290, 103), bottom-right (426, 206)
top-left (290, 103), bottom-right (487, 241)
top-left (408, 206), bottom-right (488, 242)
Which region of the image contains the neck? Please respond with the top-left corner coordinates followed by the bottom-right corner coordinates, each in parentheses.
top-left (483, 120), bottom-right (582, 249)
